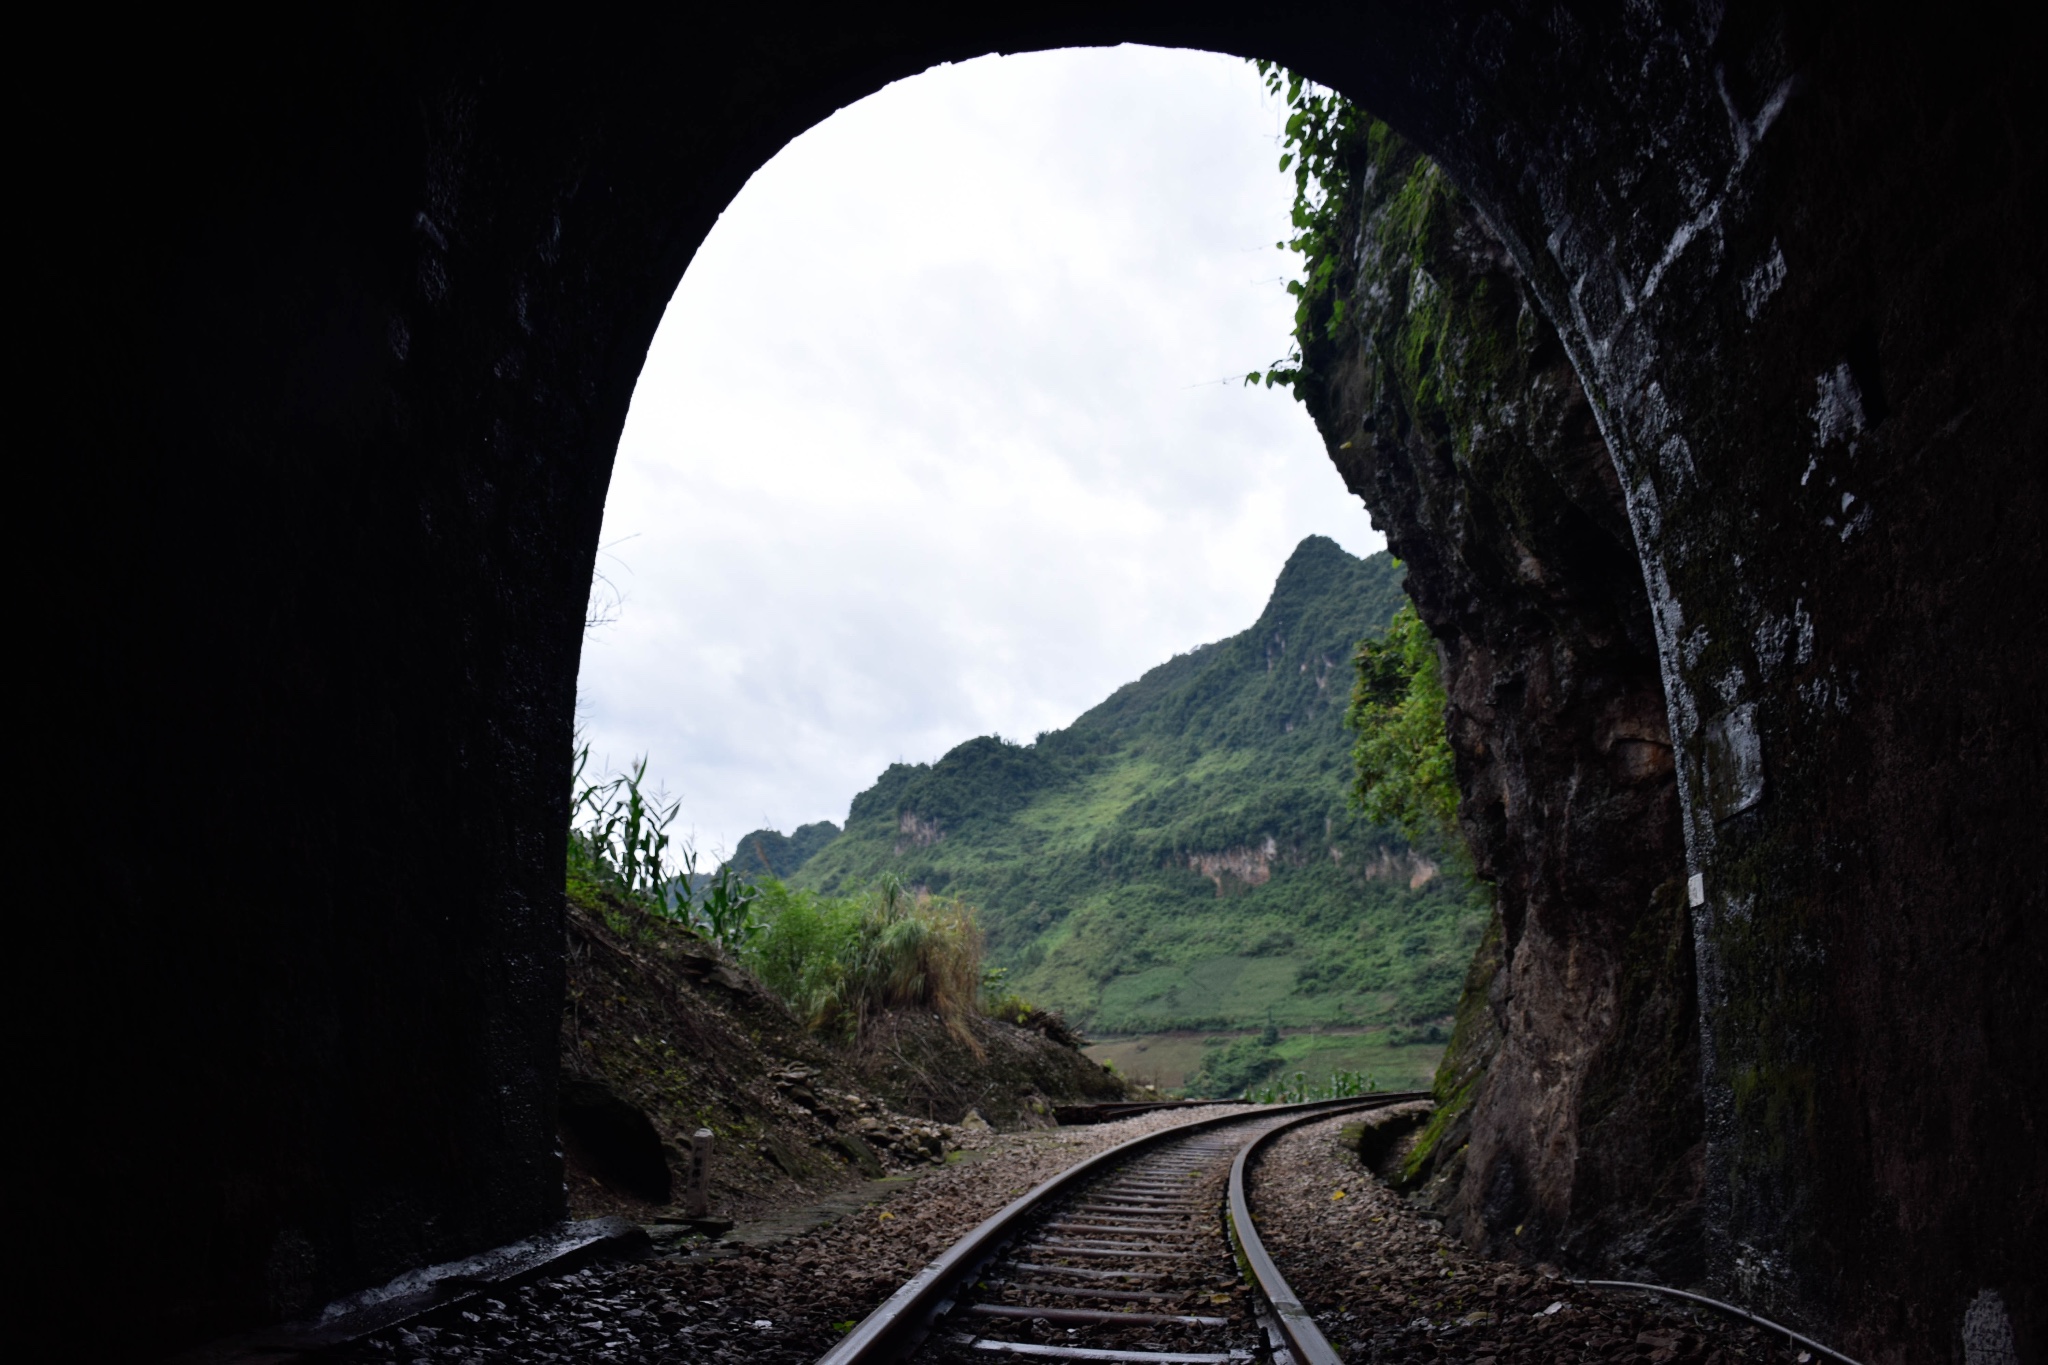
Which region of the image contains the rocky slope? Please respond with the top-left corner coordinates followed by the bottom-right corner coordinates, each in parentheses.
top-left (1296, 123), bottom-right (1703, 1280)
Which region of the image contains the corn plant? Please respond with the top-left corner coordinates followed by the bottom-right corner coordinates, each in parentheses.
top-left (1249, 1067), bottom-right (1381, 1104)
top-left (673, 844), bottom-right (762, 951)
top-left (568, 745), bottom-right (686, 913)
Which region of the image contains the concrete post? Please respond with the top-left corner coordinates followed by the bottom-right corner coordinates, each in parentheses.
top-left (686, 1129), bottom-right (712, 1218)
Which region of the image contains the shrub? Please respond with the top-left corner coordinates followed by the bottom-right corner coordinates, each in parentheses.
top-left (744, 881), bottom-right (859, 1020)
top-left (1184, 1035), bottom-right (1284, 1098)
top-left (1347, 602), bottom-right (1461, 843)
top-left (1245, 60), bottom-right (1374, 397)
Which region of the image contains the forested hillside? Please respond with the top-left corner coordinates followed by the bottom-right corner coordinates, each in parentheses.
top-left (723, 820), bottom-right (841, 881)
top-left (744, 537), bottom-right (1488, 1035)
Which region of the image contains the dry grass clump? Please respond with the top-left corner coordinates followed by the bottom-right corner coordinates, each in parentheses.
top-left (745, 876), bottom-right (987, 1054)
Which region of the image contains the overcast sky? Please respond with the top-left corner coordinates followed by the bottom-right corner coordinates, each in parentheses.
top-left (576, 45), bottom-right (1385, 859)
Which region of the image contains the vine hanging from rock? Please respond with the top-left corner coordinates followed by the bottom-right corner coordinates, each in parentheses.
top-left (1246, 60), bottom-right (1371, 396)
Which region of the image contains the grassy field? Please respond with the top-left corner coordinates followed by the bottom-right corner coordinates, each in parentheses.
top-left (1085, 1028), bottom-right (1444, 1095)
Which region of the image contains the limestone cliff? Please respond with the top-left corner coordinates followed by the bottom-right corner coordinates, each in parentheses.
top-left (1300, 125), bottom-right (1704, 1280)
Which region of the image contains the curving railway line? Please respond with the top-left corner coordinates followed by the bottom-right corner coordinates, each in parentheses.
top-left (817, 1094), bottom-right (1427, 1365)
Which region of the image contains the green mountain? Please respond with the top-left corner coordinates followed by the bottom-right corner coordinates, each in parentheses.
top-left (785, 536), bottom-right (1488, 1034)
top-left (722, 820), bottom-right (842, 881)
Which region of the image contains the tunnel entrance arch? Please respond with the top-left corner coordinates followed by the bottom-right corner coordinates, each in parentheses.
top-left (578, 45), bottom-right (1389, 875)
top-left (20, 5), bottom-right (2041, 1361)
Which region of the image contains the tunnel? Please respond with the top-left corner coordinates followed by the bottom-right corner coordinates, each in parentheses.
top-left (12, 2), bottom-right (2041, 1360)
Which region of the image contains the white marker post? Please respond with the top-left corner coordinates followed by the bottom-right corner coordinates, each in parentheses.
top-left (686, 1129), bottom-right (713, 1218)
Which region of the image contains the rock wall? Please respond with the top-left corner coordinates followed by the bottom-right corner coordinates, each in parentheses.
top-left (1301, 128), bottom-right (1703, 1281)
top-left (1354, 10), bottom-right (2048, 1357)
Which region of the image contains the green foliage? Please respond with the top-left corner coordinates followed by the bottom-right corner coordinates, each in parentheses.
top-left (1246, 61), bottom-right (1374, 395)
top-left (1244, 63), bottom-right (1496, 457)
top-left (787, 538), bottom-right (1489, 1033)
top-left (742, 876), bottom-right (987, 1049)
top-left (1185, 1029), bottom-right (1384, 1101)
top-left (685, 848), bottom-right (763, 952)
top-left (1183, 1035), bottom-right (1284, 1099)
top-left (566, 747), bottom-right (762, 951)
top-left (1346, 601), bottom-right (1461, 844)
top-left (979, 966), bottom-right (1036, 1026)
top-left (722, 821), bottom-right (843, 882)
top-left (1247, 1067), bottom-right (1382, 1105)
top-left (742, 880), bottom-right (862, 1021)
top-left (568, 749), bottom-right (680, 907)
top-left (1266, 68), bottom-right (1533, 490)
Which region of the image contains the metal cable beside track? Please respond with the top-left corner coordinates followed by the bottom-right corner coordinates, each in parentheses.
top-left (815, 1093), bottom-right (1426, 1365)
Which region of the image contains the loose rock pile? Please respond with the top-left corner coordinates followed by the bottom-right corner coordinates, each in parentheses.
top-left (769, 1065), bottom-right (955, 1170)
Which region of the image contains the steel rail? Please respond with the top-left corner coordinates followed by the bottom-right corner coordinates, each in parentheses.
top-left (1223, 1104), bottom-right (1385, 1365)
top-left (815, 1093), bottom-right (1426, 1365)
top-left (1571, 1280), bottom-right (1868, 1365)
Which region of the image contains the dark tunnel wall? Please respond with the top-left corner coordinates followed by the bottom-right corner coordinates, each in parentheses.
top-left (12, 2), bottom-right (2042, 1360)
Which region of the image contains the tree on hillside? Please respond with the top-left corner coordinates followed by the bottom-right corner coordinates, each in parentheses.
top-left (1346, 601), bottom-right (1460, 843)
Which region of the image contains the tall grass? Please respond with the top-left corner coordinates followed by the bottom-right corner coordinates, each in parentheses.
top-left (566, 747), bottom-right (1000, 1052)
top-left (744, 876), bottom-right (987, 1051)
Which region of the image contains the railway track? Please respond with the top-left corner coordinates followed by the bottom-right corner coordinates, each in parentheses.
top-left (817, 1093), bottom-right (1427, 1365)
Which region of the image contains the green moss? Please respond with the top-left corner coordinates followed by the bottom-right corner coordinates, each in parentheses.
top-left (1397, 906), bottom-right (1503, 1185)
top-left (1285, 109), bottom-right (1541, 529)
top-left (1400, 1073), bottom-right (1478, 1187)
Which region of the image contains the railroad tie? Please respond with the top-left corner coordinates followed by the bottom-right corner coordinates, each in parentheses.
top-left (987, 1282), bottom-right (1177, 1304)
top-left (948, 1336), bottom-right (1254, 1362)
top-left (1023, 1244), bottom-right (1199, 1260)
top-left (1070, 1202), bottom-right (1203, 1216)
top-left (962, 1305), bottom-right (1228, 1328)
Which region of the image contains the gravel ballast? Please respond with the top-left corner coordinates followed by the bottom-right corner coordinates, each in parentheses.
top-left (333, 1105), bottom-right (1258, 1364)
top-left (334, 1102), bottom-right (1833, 1364)
top-left (1245, 1112), bottom-right (1819, 1364)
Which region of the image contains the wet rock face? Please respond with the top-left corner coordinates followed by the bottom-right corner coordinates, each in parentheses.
top-left (1357, 10), bottom-right (2048, 1359)
top-left (1300, 133), bottom-right (1701, 1282)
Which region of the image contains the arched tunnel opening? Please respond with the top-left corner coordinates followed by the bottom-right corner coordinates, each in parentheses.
top-left (13, 5), bottom-right (2041, 1362)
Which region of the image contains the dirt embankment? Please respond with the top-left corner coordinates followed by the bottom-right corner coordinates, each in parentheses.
top-left (560, 892), bottom-right (1126, 1222)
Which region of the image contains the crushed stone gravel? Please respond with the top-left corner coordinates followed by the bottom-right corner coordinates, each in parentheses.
top-left (1246, 1111), bottom-right (1820, 1364)
top-left (331, 1104), bottom-right (1258, 1364)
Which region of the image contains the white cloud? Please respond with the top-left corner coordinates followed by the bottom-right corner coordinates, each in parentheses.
top-left (576, 45), bottom-right (1384, 856)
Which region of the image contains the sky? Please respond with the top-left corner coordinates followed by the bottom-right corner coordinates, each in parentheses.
top-left (576, 45), bottom-right (1386, 860)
